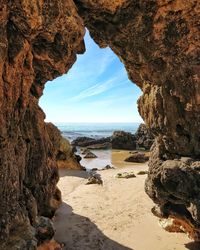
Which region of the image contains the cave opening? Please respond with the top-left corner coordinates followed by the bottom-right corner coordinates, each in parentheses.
top-left (39, 30), bottom-right (143, 169)
top-left (39, 30), bottom-right (142, 126)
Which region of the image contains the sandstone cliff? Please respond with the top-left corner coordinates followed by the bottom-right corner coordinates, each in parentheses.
top-left (0, 0), bottom-right (200, 248)
top-left (0, 1), bottom-right (85, 248)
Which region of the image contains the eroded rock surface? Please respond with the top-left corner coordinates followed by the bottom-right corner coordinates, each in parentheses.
top-left (72, 136), bottom-right (111, 148)
top-left (135, 124), bottom-right (154, 150)
top-left (111, 131), bottom-right (136, 150)
top-left (75, 0), bottom-right (200, 241)
top-left (0, 1), bottom-right (85, 248)
top-left (47, 123), bottom-right (83, 170)
top-left (125, 152), bottom-right (149, 163)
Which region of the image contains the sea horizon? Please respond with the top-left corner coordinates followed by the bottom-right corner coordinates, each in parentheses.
top-left (55, 122), bottom-right (142, 141)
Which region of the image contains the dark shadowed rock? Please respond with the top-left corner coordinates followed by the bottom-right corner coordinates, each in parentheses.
top-left (72, 137), bottom-right (111, 148)
top-left (102, 165), bottom-right (115, 170)
top-left (35, 217), bottom-right (55, 245)
top-left (72, 137), bottom-right (96, 146)
top-left (87, 142), bottom-right (111, 149)
top-left (111, 131), bottom-right (136, 150)
top-left (91, 168), bottom-right (98, 171)
top-left (137, 171), bottom-right (148, 175)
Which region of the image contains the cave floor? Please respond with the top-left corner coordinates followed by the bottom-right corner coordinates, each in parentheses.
top-left (53, 163), bottom-right (198, 250)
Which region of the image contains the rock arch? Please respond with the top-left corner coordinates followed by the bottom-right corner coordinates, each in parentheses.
top-left (0, 0), bottom-right (199, 248)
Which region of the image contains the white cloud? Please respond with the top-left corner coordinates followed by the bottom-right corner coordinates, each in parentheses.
top-left (67, 70), bottom-right (130, 103)
top-left (68, 77), bottom-right (118, 102)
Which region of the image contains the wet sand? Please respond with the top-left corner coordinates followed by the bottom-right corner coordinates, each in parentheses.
top-left (79, 149), bottom-right (150, 170)
top-left (53, 150), bottom-right (199, 250)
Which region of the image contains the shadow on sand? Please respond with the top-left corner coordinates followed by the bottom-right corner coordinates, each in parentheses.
top-left (53, 202), bottom-right (132, 250)
top-left (59, 169), bottom-right (88, 179)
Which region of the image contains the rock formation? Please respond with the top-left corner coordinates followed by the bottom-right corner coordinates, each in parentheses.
top-left (0, 1), bottom-right (85, 248)
top-left (125, 152), bottom-right (149, 163)
top-left (116, 172), bottom-right (136, 179)
top-left (84, 151), bottom-right (98, 159)
top-left (72, 136), bottom-right (111, 148)
top-left (111, 131), bottom-right (136, 150)
top-left (135, 124), bottom-right (154, 150)
top-left (72, 125), bottom-right (153, 150)
top-left (1, 0), bottom-right (200, 248)
top-left (86, 173), bottom-right (103, 185)
top-left (47, 123), bottom-right (83, 170)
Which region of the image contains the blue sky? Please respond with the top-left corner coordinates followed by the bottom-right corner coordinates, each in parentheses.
top-left (39, 31), bottom-right (143, 123)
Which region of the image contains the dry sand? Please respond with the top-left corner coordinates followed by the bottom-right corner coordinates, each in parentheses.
top-left (53, 150), bottom-right (200, 250)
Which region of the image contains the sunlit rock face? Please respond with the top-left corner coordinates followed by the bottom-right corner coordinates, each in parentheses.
top-left (0, 1), bottom-right (85, 248)
top-left (75, 0), bottom-right (200, 240)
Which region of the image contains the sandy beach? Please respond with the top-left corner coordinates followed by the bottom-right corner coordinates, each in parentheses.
top-left (53, 150), bottom-right (200, 250)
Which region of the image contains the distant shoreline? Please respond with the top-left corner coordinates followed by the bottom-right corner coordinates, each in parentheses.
top-left (56, 122), bottom-right (141, 141)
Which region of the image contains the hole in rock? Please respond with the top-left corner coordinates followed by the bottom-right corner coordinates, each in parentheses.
top-left (39, 31), bottom-right (143, 170)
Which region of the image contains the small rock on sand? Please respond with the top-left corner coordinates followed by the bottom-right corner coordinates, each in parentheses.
top-left (116, 172), bottom-right (136, 179)
top-left (125, 152), bottom-right (149, 163)
top-left (86, 174), bottom-right (103, 185)
top-left (84, 151), bottom-right (97, 159)
top-left (102, 165), bottom-right (115, 170)
top-left (91, 168), bottom-right (98, 171)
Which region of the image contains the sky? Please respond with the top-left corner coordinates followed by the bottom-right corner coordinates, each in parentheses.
top-left (39, 31), bottom-right (143, 123)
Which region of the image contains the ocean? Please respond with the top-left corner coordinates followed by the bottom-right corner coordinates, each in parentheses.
top-left (56, 122), bottom-right (141, 141)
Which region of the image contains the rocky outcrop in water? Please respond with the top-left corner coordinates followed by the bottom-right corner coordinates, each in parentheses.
top-left (72, 136), bottom-right (111, 148)
top-left (72, 124), bottom-right (153, 150)
top-left (111, 131), bottom-right (136, 150)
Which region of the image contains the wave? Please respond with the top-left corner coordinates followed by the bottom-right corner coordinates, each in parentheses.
top-left (57, 122), bottom-right (140, 141)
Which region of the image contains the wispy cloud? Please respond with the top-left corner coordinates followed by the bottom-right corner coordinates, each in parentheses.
top-left (85, 94), bottom-right (137, 108)
top-left (67, 68), bottom-right (130, 103)
top-left (65, 50), bottom-right (115, 85)
top-left (68, 77), bottom-right (118, 102)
